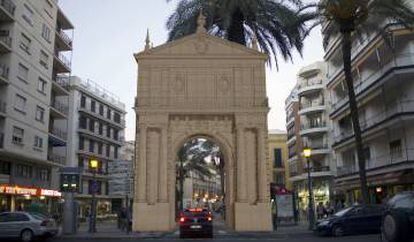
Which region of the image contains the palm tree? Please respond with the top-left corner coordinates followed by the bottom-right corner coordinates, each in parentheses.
top-left (311, 0), bottom-right (414, 204)
top-left (166, 0), bottom-right (313, 67)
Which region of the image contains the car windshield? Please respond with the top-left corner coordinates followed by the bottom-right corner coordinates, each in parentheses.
top-left (29, 212), bottom-right (48, 220)
top-left (333, 207), bottom-right (353, 217)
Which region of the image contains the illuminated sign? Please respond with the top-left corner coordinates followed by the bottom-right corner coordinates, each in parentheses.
top-left (0, 185), bottom-right (61, 197)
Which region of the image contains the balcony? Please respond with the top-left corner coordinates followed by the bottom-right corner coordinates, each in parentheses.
top-left (0, 0), bottom-right (15, 22)
top-left (78, 127), bottom-right (123, 146)
top-left (53, 51), bottom-right (71, 73)
top-left (297, 79), bottom-right (324, 96)
top-left (308, 143), bottom-right (330, 155)
top-left (50, 99), bottom-right (68, 118)
top-left (49, 127), bottom-right (67, 146)
top-left (287, 134), bottom-right (296, 146)
top-left (331, 53), bottom-right (414, 115)
top-left (300, 122), bottom-right (328, 136)
top-left (299, 100), bottom-right (325, 115)
top-left (0, 32), bottom-right (11, 53)
top-left (55, 29), bottom-right (73, 51)
top-left (334, 100), bottom-right (414, 144)
top-left (52, 76), bottom-right (69, 95)
top-left (78, 107), bottom-right (126, 129)
top-left (47, 153), bottom-right (66, 165)
top-left (0, 100), bottom-right (5, 117)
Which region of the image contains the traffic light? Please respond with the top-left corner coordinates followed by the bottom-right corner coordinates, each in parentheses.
top-left (60, 173), bottom-right (80, 193)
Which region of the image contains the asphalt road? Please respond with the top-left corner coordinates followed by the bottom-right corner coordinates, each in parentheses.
top-left (52, 234), bottom-right (380, 242)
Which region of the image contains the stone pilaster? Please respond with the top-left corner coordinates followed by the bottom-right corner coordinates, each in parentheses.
top-left (236, 126), bottom-right (247, 202)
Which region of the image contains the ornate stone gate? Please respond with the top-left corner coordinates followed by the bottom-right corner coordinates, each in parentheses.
top-left (133, 17), bottom-right (272, 232)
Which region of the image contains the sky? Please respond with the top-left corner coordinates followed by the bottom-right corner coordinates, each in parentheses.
top-left (59, 0), bottom-right (325, 141)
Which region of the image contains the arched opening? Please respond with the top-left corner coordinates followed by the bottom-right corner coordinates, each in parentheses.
top-left (175, 136), bottom-right (227, 225)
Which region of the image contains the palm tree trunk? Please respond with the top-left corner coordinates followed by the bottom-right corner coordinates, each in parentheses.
top-left (179, 161), bottom-right (184, 211)
top-left (228, 7), bottom-right (246, 45)
top-left (341, 31), bottom-right (370, 205)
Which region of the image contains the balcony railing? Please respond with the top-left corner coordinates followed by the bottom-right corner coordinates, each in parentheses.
top-left (298, 79), bottom-right (323, 89)
top-left (0, 132), bottom-right (4, 149)
top-left (57, 29), bottom-right (72, 47)
top-left (53, 76), bottom-right (69, 90)
top-left (49, 126), bottom-right (67, 140)
top-left (301, 121), bottom-right (327, 130)
top-left (0, 63), bottom-right (9, 80)
top-left (51, 99), bottom-right (69, 115)
top-left (332, 53), bottom-right (414, 112)
top-left (48, 153), bottom-right (66, 165)
top-left (0, 35), bottom-right (11, 48)
top-left (0, 0), bottom-right (15, 17)
top-left (300, 99), bottom-right (325, 109)
top-left (0, 100), bottom-right (5, 114)
top-left (304, 166), bottom-right (330, 173)
top-left (55, 51), bottom-right (71, 70)
top-left (334, 100), bottom-right (414, 143)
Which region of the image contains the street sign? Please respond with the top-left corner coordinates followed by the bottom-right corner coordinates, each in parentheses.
top-left (60, 173), bottom-right (80, 193)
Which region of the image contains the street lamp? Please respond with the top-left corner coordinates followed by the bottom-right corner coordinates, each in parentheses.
top-left (303, 147), bottom-right (315, 230)
top-left (89, 158), bottom-right (99, 233)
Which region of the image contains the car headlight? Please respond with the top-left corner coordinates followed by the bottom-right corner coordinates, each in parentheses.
top-left (318, 220), bottom-right (331, 226)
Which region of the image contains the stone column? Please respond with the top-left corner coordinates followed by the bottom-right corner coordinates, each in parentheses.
top-left (137, 125), bottom-right (147, 202)
top-left (257, 127), bottom-right (267, 202)
top-left (158, 126), bottom-right (168, 202)
top-left (236, 126), bottom-right (247, 202)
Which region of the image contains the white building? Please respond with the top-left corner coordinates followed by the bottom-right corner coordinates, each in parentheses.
top-left (67, 76), bottom-right (126, 217)
top-left (324, 10), bottom-right (414, 203)
top-left (0, 0), bottom-right (73, 212)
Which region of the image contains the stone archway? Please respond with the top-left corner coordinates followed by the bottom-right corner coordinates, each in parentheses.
top-left (133, 27), bottom-right (272, 232)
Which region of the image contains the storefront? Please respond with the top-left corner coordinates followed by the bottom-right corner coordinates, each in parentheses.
top-left (76, 196), bottom-right (114, 221)
top-left (0, 184), bottom-right (62, 214)
top-left (293, 178), bottom-right (332, 221)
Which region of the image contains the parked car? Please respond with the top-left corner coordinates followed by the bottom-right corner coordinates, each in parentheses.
top-left (381, 191), bottom-right (414, 242)
top-left (0, 212), bottom-right (58, 242)
top-left (179, 208), bottom-right (213, 238)
top-left (314, 204), bottom-right (383, 237)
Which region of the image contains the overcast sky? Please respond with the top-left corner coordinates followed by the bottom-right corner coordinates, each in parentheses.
top-left (59, 0), bottom-right (324, 141)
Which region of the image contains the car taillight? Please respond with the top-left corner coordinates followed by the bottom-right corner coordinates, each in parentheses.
top-left (40, 220), bottom-right (49, 226)
top-left (179, 217), bottom-right (185, 223)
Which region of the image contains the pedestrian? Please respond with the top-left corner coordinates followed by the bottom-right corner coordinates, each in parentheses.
top-left (120, 207), bottom-right (127, 231)
top-left (271, 200), bottom-right (277, 231)
top-left (316, 202), bottom-right (325, 220)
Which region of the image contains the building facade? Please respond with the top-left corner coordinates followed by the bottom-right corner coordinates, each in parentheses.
top-left (268, 129), bottom-right (290, 192)
top-left (286, 62), bottom-right (335, 221)
top-left (67, 76), bottom-right (126, 218)
top-left (324, 11), bottom-right (414, 204)
top-left (0, 0), bottom-right (73, 213)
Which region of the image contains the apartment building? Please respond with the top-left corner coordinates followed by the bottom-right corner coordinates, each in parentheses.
top-left (108, 140), bottom-right (134, 210)
top-left (268, 129), bottom-right (290, 193)
top-left (324, 10), bottom-right (414, 203)
top-left (285, 62), bottom-right (335, 221)
top-left (67, 76), bottom-right (126, 218)
top-left (0, 0), bottom-right (73, 212)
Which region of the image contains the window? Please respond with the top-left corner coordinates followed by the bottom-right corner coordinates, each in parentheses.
top-left (274, 172), bottom-right (284, 186)
top-left (16, 164), bottom-right (32, 178)
top-left (79, 136), bottom-right (85, 150)
top-left (39, 50), bottom-right (49, 69)
top-left (89, 140), bottom-right (95, 153)
top-left (98, 123), bottom-right (103, 135)
top-left (114, 146), bottom-right (118, 159)
top-left (106, 145), bottom-right (110, 157)
top-left (17, 63), bottom-right (29, 82)
top-left (38, 168), bottom-right (50, 181)
top-left (12, 127), bottom-right (24, 144)
top-left (80, 96), bottom-right (86, 108)
top-left (41, 24), bottom-right (51, 42)
top-left (37, 78), bottom-right (47, 94)
top-left (99, 104), bottom-right (104, 115)
top-left (363, 147), bottom-right (372, 168)
top-left (274, 148), bottom-right (283, 168)
top-left (34, 136), bottom-right (43, 149)
top-left (91, 100), bottom-right (96, 112)
top-left (44, 0), bottom-right (54, 19)
top-left (98, 142), bottom-right (103, 155)
top-left (107, 109), bottom-right (111, 119)
top-left (114, 113), bottom-right (121, 123)
top-left (113, 130), bottom-right (118, 141)
top-left (106, 126), bottom-right (111, 138)
top-left (19, 33), bottom-right (31, 54)
top-left (89, 119), bottom-right (95, 132)
top-left (79, 116), bottom-right (87, 129)
top-left (35, 106), bottom-right (45, 122)
top-left (14, 95), bottom-right (26, 113)
top-left (22, 4), bottom-right (34, 25)
top-left (390, 140), bottom-right (402, 160)
top-left (0, 161), bottom-right (11, 175)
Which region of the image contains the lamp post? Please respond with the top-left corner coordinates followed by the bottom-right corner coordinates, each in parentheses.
top-left (303, 147), bottom-right (315, 230)
top-left (89, 158), bottom-right (98, 233)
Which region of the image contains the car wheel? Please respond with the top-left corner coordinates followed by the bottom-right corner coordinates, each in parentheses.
top-left (20, 229), bottom-right (34, 242)
top-left (382, 213), bottom-right (410, 242)
top-left (332, 225), bottom-right (344, 237)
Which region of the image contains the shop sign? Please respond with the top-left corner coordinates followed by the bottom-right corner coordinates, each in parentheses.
top-left (0, 185), bottom-right (61, 197)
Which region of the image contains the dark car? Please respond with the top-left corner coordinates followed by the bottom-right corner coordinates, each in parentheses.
top-left (315, 204), bottom-right (383, 237)
top-left (179, 208), bottom-right (213, 238)
top-left (381, 192), bottom-right (414, 242)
